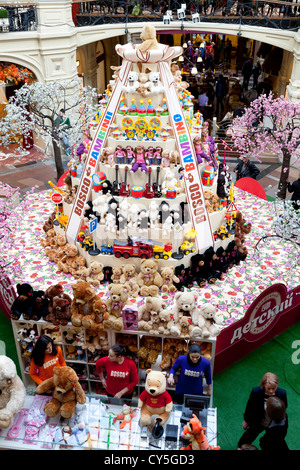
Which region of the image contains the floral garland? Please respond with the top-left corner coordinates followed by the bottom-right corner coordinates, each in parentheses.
top-left (0, 62), bottom-right (35, 85)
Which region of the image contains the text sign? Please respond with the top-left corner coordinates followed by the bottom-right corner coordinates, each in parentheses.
top-left (51, 193), bottom-right (63, 204)
top-left (214, 283), bottom-right (300, 375)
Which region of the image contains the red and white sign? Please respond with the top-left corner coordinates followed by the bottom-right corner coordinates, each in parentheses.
top-left (0, 275), bottom-right (16, 320)
top-left (51, 193), bottom-right (63, 204)
top-left (159, 61), bottom-right (213, 253)
top-left (226, 201), bottom-right (237, 213)
top-left (214, 283), bottom-right (300, 375)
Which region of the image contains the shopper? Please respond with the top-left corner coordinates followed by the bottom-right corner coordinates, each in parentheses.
top-left (167, 343), bottom-right (212, 404)
top-left (234, 155), bottom-right (260, 181)
top-left (287, 177), bottom-right (300, 210)
top-left (30, 334), bottom-right (66, 385)
top-left (259, 397), bottom-right (289, 451)
top-left (242, 57), bottom-right (253, 90)
top-left (215, 74), bottom-right (227, 118)
top-left (238, 372), bottom-right (288, 448)
top-left (198, 90), bottom-right (209, 121)
top-left (96, 344), bottom-right (139, 400)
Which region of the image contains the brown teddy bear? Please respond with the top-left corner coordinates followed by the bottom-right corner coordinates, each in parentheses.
top-left (53, 233), bottom-right (67, 263)
top-left (120, 264), bottom-right (139, 298)
top-left (44, 284), bottom-right (72, 320)
top-left (103, 283), bottom-right (130, 331)
top-left (138, 370), bottom-right (173, 428)
top-left (111, 266), bottom-right (123, 283)
top-left (138, 296), bottom-right (163, 332)
top-left (160, 267), bottom-right (180, 293)
top-left (57, 244), bottom-right (86, 276)
top-left (88, 297), bottom-right (109, 330)
top-left (82, 329), bottom-right (102, 353)
top-left (45, 295), bottom-right (71, 326)
top-left (149, 308), bottom-right (172, 336)
top-left (70, 281), bottom-right (97, 327)
top-left (86, 261), bottom-right (104, 287)
top-left (136, 24), bottom-right (159, 52)
top-left (137, 259), bottom-right (163, 297)
top-left (41, 228), bottom-right (56, 248)
top-left (36, 366), bottom-right (86, 419)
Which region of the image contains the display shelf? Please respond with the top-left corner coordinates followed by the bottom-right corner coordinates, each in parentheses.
top-left (11, 318), bottom-right (215, 400)
top-left (0, 393), bottom-right (218, 451)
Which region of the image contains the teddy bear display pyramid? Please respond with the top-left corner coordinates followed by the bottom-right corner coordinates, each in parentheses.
top-left (56, 25), bottom-right (239, 274)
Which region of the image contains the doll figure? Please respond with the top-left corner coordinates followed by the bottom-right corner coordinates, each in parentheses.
top-left (101, 147), bottom-right (115, 167)
top-left (126, 145), bottom-right (135, 164)
top-left (154, 146), bottom-right (162, 165)
top-left (114, 145), bottom-right (126, 164)
top-left (161, 149), bottom-right (171, 168)
top-left (193, 136), bottom-right (204, 164)
top-left (145, 146), bottom-right (155, 165)
top-left (131, 145), bottom-right (148, 173)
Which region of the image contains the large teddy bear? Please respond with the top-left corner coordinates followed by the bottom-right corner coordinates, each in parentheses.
top-left (138, 370), bottom-right (173, 428)
top-left (70, 281), bottom-right (97, 328)
top-left (199, 303), bottom-right (223, 338)
top-left (36, 366), bottom-right (86, 419)
top-left (137, 259), bottom-right (163, 297)
top-left (103, 283), bottom-right (130, 331)
top-left (0, 356), bottom-right (26, 429)
top-left (136, 24), bottom-right (159, 52)
top-left (170, 291), bottom-right (205, 338)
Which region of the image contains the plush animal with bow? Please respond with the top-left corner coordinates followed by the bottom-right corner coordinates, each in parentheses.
top-left (180, 414), bottom-right (220, 450)
top-left (137, 259), bottom-right (162, 297)
top-left (103, 283), bottom-right (130, 331)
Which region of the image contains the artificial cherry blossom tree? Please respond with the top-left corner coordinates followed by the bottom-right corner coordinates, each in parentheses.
top-left (230, 93), bottom-right (300, 199)
top-left (0, 78), bottom-right (98, 180)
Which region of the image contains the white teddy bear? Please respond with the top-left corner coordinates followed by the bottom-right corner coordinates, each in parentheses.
top-left (162, 168), bottom-right (181, 195)
top-left (170, 291), bottom-right (204, 338)
top-left (93, 194), bottom-right (109, 224)
top-left (146, 72), bottom-right (165, 94)
top-left (123, 71), bottom-right (140, 93)
top-left (200, 303), bottom-right (223, 338)
top-left (0, 355), bottom-right (26, 429)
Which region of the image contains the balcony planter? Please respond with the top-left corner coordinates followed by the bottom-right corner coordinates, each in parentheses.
top-left (0, 9), bottom-right (9, 27)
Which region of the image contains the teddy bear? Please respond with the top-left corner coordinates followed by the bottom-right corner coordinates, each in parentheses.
top-left (45, 295), bottom-right (71, 326)
top-left (10, 283), bottom-right (35, 321)
top-left (103, 283), bottom-right (130, 331)
top-left (149, 308), bottom-right (173, 336)
top-left (146, 71), bottom-right (165, 94)
top-left (138, 296), bottom-right (160, 328)
top-left (36, 366), bottom-right (86, 419)
top-left (160, 267), bottom-right (180, 294)
top-left (57, 244), bottom-right (85, 276)
top-left (123, 70), bottom-right (140, 93)
top-left (136, 24), bottom-right (159, 52)
top-left (199, 303), bottom-right (223, 338)
top-left (171, 291), bottom-right (205, 338)
top-left (82, 329), bottom-right (102, 354)
top-left (137, 259), bottom-right (163, 297)
top-left (138, 369), bottom-right (173, 428)
top-left (43, 284), bottom-right (72, 320)
top-left (85, 261), bottom-right (104, 288)
top-left (53, 233), bottom-right (67, 263)
top-left (136, 71), bottom-right (151, 97)
top-left (41, 228), bottom-right (56, 248)
top-left (111, 266), bottom-right (123, 283)
top-left (120, 264), bottom-right (139, 298)
top-left (70, 281), bottom-right (97, 328)
top-left (84, 297), bottom-right (109, 330)
top-left (0, 355), bottom-right (26, 429)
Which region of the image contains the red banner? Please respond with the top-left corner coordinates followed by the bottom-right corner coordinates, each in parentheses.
top-left (0, 275), bottom-right (16, 321)
top-left (214, 283), bottom-right (300, 375)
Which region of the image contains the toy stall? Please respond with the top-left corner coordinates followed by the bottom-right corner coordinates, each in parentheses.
top-left (0, 25), bottom-right (299, 451)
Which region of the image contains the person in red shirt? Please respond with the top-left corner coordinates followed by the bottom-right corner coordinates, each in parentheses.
top-left (30, 334), bottom-right (66, 385)
top-left (96, 344), bottom-right (139, 400)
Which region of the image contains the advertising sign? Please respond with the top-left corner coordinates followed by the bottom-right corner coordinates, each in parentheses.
top-left (0, 275), bottom-right (16, 320)
top-left (214, 283), bottom-right (300, 375)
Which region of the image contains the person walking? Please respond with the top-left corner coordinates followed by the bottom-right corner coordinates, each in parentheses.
top-left (259, 396), bottom-right (289, 451)
top-left (215, 74), bottom-right (227, 118)
top-left (242, 58), bottom-right (253, 90)
top-left (238, 372), bottom-right (288, 448)
top-left (234, 155), bottom-right (260, 181)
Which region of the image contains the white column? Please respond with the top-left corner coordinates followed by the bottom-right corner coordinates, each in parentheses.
top-left (286, 29), bottom-right (300, 103)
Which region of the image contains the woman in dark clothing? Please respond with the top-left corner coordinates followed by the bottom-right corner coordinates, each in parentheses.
top-left (287, 177), bottom-right (300, 210)
top-left (234, 155), bottom-right (260, 181)
top-left (238, 372), bottom-right (287, 448)
top-left (259, 397), bottom-right (289, 451)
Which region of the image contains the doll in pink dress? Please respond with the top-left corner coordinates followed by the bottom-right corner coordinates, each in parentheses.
top-left (131, 145), bottom-right (148, 173)
top-left (160, 149), bottom-right (171, 168)
top-left (193, 135), bottom-right (212, 165)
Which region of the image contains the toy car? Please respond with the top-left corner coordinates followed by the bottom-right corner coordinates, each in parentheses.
top-left (216, 225), bottom-right (230, 240)
top-left (179, 241), bottom-right (195, 255)
top-left (100, 244), bottom-right (113, 255)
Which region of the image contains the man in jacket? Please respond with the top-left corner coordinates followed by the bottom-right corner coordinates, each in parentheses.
top-left (234, 155), bottom-right (260, 181)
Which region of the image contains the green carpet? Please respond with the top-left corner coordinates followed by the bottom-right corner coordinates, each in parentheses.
top-left (1, 310), bottom-right (299, 450)
top-left (213, 321), bottom-right (300, 450)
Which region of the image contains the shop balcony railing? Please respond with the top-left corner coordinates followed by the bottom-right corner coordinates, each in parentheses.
top-left (72, 0), bottom-right (300, 30)
top-left (0, 4), bottom-right (37, 32)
